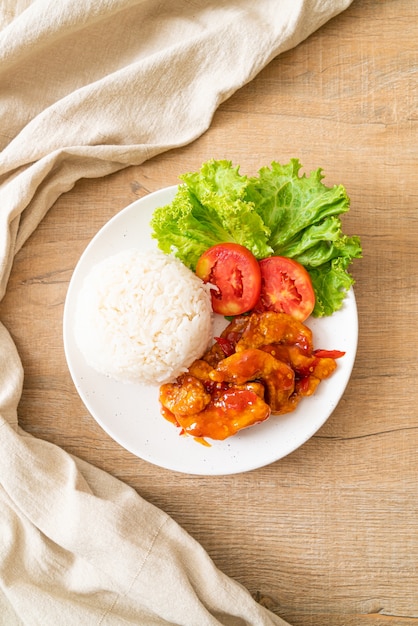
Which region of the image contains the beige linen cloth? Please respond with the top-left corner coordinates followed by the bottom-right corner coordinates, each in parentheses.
top-left (0, 1), bottom-right (352, 624)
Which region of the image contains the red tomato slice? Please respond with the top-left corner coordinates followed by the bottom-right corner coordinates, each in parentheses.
top-left (255, 256), bottom-right (315, 321)
top-left (195, 243), bottom-right (261, 316)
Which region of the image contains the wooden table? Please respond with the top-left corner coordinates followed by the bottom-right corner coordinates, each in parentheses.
top-left (1, 1), bottom-right (417, 624)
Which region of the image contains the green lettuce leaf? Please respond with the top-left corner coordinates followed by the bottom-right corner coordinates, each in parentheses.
top-left (150, 160), bottom-right (272, 270)
top-left (246, 159), bottom-right (351, 250)
top-left (180, 159), bottom-right (249, 200)
top-left (309, 256), bottom-right (357, 317)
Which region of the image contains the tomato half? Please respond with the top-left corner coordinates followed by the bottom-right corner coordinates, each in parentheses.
top-left (255, 256), bottom-right (315, 321)
top-left (195, 243), bottom-right (261, 316)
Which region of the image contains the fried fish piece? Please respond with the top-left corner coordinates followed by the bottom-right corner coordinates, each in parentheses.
top-left (210, 348), bottom-right (295, 414)
top-left (236, 311), bottom-right (313, 354)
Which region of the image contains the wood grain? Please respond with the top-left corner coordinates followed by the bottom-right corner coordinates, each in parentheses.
top-left (0, 1), bottom-right (417, 624)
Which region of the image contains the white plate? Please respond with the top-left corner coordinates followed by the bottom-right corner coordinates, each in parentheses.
top-left (63, 186), bottom-right (358, 475)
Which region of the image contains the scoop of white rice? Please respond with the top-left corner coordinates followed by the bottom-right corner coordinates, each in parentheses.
top-left (74, 248), bottom-right (213, 385)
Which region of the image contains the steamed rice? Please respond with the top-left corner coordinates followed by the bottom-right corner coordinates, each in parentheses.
top-left (74, 248), bottom-right (213, 385)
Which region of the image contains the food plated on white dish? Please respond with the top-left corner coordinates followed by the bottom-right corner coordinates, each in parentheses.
top-left (64, 182), bottom-right (358, 475)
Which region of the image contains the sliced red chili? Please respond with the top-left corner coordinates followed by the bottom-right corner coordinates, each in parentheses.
top-left (313, 349), bottom-right (345, 359)
top-left (214, 336), bottom-right (235, 357)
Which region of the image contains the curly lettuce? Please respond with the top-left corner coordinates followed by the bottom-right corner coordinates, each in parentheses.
top-left (150, 158), bottom-right (362, 317)
top-left (246, 159), bottom-right (362, 316)
top-left (150, 160), bottom-right (272, 270)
